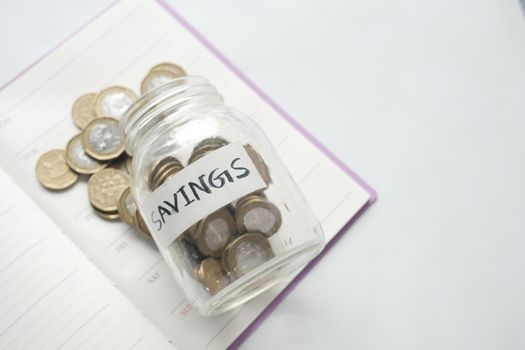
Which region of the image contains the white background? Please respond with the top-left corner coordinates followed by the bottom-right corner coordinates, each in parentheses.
top-left (1, 0), bottom-right (525, 349)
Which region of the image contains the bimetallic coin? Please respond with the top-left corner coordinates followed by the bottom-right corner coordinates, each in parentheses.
top-left (82, 117), bottom-right (125, 161)
top-left (65, 134), bottom-right (106, 174)
top-left (72, 93), bottom-right (98, 129)
top-left (235, 196), bottom-right (282, 237)
top-left (197, 258), bottom-right (229, 295)
top-left (93, 207), bottom-right (120, 221)
top-left (134, 209), bottom-right (152, 239)
top-left (194, 208), bottom-right (236, 257)
top-left (95, 86), bottom-right (137, 120)
top-left (222, 233), bottom-right (273, 278)
top-left (141, 70), bottom-right (181, 94)
top-left (36, 150), bottom-right (79, 190)
top-left (150, 62), bottom-right (186, 76)
top-left (118, 186), bottom-right (136, 225)
top-left (87, 168), bottom-right (129, 212)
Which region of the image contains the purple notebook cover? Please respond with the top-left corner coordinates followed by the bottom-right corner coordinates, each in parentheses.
top-left (0, 1), bottom-right (377, 348)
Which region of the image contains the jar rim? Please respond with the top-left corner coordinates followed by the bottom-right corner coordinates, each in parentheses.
top-left (120, 75), bottom-right (223, 156)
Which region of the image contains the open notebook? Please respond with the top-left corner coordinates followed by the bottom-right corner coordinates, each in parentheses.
top-left (0, 0), bottom-right (376, 349)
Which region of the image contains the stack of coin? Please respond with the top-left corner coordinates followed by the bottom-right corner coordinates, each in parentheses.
top-left (192, 208), bottom-right (237, 258)
top-left (141, 63), bottom-right (186, 94)
top-left (235, 192), bottom-right (282, 237)
top-left (36, 61), bottom-right (283, 296)
top-left (188, 137), bottom-right (229, 164)
top-left (88, 168), bottom-right (129, 220)
top-left (148, 156), bottom-right (184, 191)
top-left (243, 144), bottom-right (272, 185)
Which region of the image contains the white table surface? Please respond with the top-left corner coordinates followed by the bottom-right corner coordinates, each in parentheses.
top-left (2, 0), bottom-right (525, 349)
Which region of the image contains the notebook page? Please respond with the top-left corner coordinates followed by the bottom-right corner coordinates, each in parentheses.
top-left (0, 169), bottom-right (173, 350)
top-left (0, 0), bottom-right (371, 348)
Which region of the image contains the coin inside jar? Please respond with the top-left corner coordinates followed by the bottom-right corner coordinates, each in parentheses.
top-left (72, 92), bottom-right (98, 129)
top-left (148, 156), bottom-right (183, 190)
top-left (197, 258), bottom-right (229, 295)
top-left (87, 168), bottom-right (129, 212)
top-left (235, 196), bottom-right (282, 237)
top-left (36, 149), bottom-right (79, 190)
top-left (95, 86), bottom-right (137, 120)
top-left (66, 134), bottom-right (107, 174)
top-left (222, 233), bottom-right (273, 277)
top-left (174, 237), bottom-right (205, 278)
top-left (244, 144), bottom-right (271, 185)
top-left (194, 208), bottom-right (236, 257)
top-left (117, 186), bottom-right (136, 225)
top-left (82, 117), bottom-right (125, 161)
top-left (188, 137), bottom-right (229, 164)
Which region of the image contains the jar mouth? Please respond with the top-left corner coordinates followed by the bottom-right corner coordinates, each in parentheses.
top-left (120, 76), bottom-right (223, 156)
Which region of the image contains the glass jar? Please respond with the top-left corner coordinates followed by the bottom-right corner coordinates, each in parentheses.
top-left (120, 76), bottom-right (325, 316)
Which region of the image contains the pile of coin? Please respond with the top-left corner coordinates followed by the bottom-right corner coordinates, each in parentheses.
top-left (36, 62), bottom-right (187, 238)
top-left (35, 62), bottom-right (282, 297)
top-left (166, 140), bottom-right (281, 296)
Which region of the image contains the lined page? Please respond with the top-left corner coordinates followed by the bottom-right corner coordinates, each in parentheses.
top-left (0, 0), bottom-right (371, 348)
top-left (0, 169), bottom-right (172, 349)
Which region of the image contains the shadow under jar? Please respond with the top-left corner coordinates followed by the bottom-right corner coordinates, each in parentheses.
top-left (120, 76), bottom-right (325, 316)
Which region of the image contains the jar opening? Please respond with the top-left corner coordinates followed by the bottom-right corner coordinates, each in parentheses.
top-left (120, 76), bottom-right (223, 156)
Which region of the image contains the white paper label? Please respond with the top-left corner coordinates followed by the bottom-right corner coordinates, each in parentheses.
top-left (142, 142), bottom-right (267, 248)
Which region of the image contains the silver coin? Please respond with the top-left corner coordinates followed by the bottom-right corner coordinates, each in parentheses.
top-left (96, 87), bottom-right (137, 119)
top-left (234, 238), bottom-right (272, 276)
top-left (83, 117), bottom-right (124, 161)
top-left (203, 218), bottom-right (231, 251)
top-left (65, 134), bottom-right (106, 174)
top-left (141, 70), bottom-right (179, 94)
top-left (243, 206), bottom-right (277, 233)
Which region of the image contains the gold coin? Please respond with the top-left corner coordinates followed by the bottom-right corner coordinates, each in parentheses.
top-left (36, 150), bottom-right (79, 190)
top-left (117, 186), bottom-right (136, 225)
top-left (93, 207), bottom-right (120, 221)
top-left (150, 62), bottom-right (186, 76)
top-left (65, 134), bottom-right (106, 174)
top-left (82, 117), bottom-right (125, 161)
top-left (235, 196), bottom-right (282, 237)
top-left (134, 209), bottom-right (152, 239)
top-left (95, 86), bottom-right (137, 120)
top-left (222, 233), bottom-right (273, 277)
top-left (72, 93), bottom-right (98, 129)
top-left (87, 168), bottom-right (129, 212)
top-left (195, 208), bottom-right (236, 257)
top-left (197, 258), bottom-right (229, 295)
top-left (235, 192), bottom-right (266, 211)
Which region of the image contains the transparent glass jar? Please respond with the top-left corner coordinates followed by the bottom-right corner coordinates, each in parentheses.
top-left (121, 76), bottom-right (325, 316)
